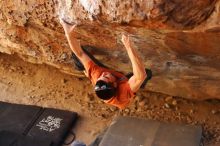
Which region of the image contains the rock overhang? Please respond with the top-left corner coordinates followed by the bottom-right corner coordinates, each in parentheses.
top-left (0, 0), bottom-right (220, 100)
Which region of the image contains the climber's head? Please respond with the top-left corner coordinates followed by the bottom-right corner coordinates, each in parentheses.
top-left (94, 72), bottom-right (117, 100)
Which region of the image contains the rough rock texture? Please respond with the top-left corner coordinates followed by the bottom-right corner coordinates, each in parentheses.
top-left (0, 0), bottom-right (220, 100)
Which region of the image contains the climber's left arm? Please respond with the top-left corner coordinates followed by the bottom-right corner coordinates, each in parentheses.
top-left (121, 34), bottom-right (146, 93)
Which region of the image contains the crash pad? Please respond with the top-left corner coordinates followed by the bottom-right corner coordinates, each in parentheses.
top-left (99, 116), bottom-right (202, 146)
top-left (0, 101), bottom-right (77, 146)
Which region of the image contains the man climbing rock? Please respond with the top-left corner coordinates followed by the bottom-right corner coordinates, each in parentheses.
top-left (60, 19), bottom-right (150, 109)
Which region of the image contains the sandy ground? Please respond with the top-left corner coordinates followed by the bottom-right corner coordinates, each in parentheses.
top-left (0, 53), bottom-right (220, 146)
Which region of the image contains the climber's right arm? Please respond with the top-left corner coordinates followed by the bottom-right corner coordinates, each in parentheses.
top-left (60, 19), bottom-right (92, 73)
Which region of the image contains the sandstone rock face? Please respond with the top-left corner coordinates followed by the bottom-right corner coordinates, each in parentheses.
top-left (0, 0), bottom-right (220, 100)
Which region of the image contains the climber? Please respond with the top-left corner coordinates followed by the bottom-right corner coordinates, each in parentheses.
top-left (60, 18), bottom-right (151, 109)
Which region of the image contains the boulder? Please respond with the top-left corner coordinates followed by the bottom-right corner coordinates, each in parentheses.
top-left (0, 0), bottom-right (220, 100)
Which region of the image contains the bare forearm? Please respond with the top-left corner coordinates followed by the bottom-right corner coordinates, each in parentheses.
top-left (60, 19), bottom-right (92, 73)
top-left (121, 34), bottom-right (146, 92)
top-left (66, 35), bottom-right (83, 57)
top-left (126, 46), bottom-right (146, 80)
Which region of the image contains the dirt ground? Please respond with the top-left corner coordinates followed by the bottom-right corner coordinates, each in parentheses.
top-left (0, 53), bottom-right (220, 146)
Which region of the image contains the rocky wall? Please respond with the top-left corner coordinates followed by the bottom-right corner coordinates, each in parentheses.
top-left (0, 0), bottom-right (220, 100)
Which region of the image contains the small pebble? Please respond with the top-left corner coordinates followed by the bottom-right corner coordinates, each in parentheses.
top-left (186, 116), bottom-right (192, 123)
top-left (165, 96), bottom-right (173, 102)
top-left (136, 108), bottom-right (142, 112)
top-left (164, 103), bottom-right (170, 109)
top-left (60, 52), bottom-right (68, 60)
top-left (175, 106), bottom-right (179, 111)
top-left (190, 109), bottom-right (194, 114)
top-left (172, 100), bottom-right (177, 106)
top-left (110, 107), bottom-right (117, 112)
top-left (17, 66), bottom-right (22, 70)
top-left (139, 100), bottom-right (147, 107)
top-left (211, 110), bottom-right (217, 114)
top-left (24, 73), bottom-right (29, 76)
top-left (124, 108), bottom-right (130, 113)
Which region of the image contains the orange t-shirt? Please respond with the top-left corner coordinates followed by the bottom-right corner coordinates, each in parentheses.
top-left (87, 61), bottom-right (135, 109)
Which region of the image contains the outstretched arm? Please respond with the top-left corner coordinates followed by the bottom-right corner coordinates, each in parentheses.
top-left (60, 19), bottom-right (92, 74)
top-left (121, 34), bottom-right (146, 92)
